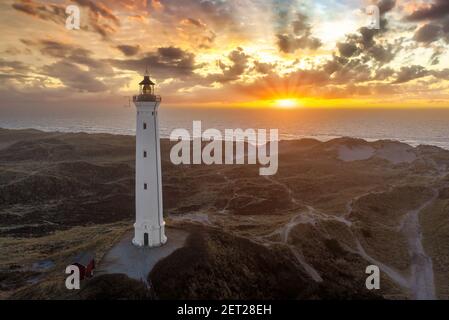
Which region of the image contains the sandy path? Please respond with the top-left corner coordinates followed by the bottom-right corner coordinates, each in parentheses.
top-left (349, 191), bottom-right (438, 299)
top-left (266, 210), bottom-right (324, 282)
top-left (399, 191), bottom-right (437, 300)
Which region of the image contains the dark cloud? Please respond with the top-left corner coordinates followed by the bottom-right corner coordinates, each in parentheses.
top-left (319, 25), bottom-right (398, 90)
top-left (42, 61), bottom-right (107, 92)
top-left (74, 0), bottom-right (121, 39)
top-left (253, 61), bottom-right (276, 75)
top-left (406, 1), bottom-right (449, 45)
top-left (377, 0), bottom-right (396, 15)
top-left (36, 40), bottom-right (92, 59)
top-left (329, 58), bottom-right (373, 84)
top-left (110, 46), bottom-right (200, 79)
top-left (181, 18), bottom-right (206, 28)
top-left (405, 0), bottom-right (449, 22)
top-left (393, 65), bottom-right (429, 84)
top-left (2, 47), bottom-right (23, 55)
top-left (277, 34), bottom-right (322, 53)
top-left (116, 45), bottom-right (140, 56)
top-left (276, 12), bottom-right (322, 53)
top-left (431, 68), bottom-right (449, 80)
top-left (430, 46), bottom-right (445, 65)
top-left (199, 47), bottom-right (250, 84)
top-left (12, 0), bottom-right (66, 24)
top-left (158, 47), bottom-right (190, 60)
top-left (22, 39), bottom-right (114, 77)
top-left (413, 24), bottom-right (442, 43)
top-left (337, 42), bottom-right (358, 58)
top-left (0, 59), bottom-right (31, 75)
top-left (368, 43), bottom-right (396, 63)
top-left (443, 18), bottom-right (449, 33)
top-left (215, 47), bottom-right (249, 82)
top-left (73, 0), bottom-right (120, 25)
top-left (329, 12), bottom-right (398, 73)
top-left (410, 21), bottom-right (449, 46)
top-left (374, 67), bottom-right (394, 81)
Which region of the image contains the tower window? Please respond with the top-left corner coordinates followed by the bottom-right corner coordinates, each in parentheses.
top-left (143, 151), bottom-right (147, 158)
top-left (144, 183), bottom-right (148, 190)
top-left (143, 122), bottom-right (147, 130)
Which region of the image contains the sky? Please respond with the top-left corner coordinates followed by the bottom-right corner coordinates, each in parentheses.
top-left (1, 0), bottom-right (449, 109)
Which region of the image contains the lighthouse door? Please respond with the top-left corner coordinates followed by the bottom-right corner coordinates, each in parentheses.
top-left (144, 233), bottom-right (149, 246)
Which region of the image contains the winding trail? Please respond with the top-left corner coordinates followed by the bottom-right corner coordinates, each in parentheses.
top-left (264, 209), bottom-right (326, 282)
top-left (173, 170), bottom-right (441, 297)
top-left (399, 191), bottom-right (438, 300)
top-left (353, 238), bottom-right (409, 289)
top-left (348, 191), bottom-right (438, 299)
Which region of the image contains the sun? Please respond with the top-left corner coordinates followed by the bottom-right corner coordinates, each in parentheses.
top-left (275, 99), bottom-right (299, 109)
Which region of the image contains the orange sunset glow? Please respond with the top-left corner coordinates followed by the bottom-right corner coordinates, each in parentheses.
top-left (1, 0), bottom-right (449, 109)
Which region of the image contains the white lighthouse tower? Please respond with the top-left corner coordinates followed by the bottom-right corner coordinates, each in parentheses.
top-left (132, 71), bottom-right (167, 247)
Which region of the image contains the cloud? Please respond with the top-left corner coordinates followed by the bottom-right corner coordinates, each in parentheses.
top-left (253, 61), bottom-right (276, 75)
top-left (276, 12), bottom-right (322, 53)
top-left (405, 1), bottom-right (449, 45)
top-left (4, 0), bottom-right (449, 107)
top-left (374, 67), bottom-right (394, 81)
top-left (215, 47), bottom-right (250, 82)
top-left (330, 19), bottom-right (398, 70)
top-left (116, 45), bottom-right (140, 56)
top-left (34, 40), bottom-right (92, 59)
top-left (393, 65), bottom-right (429, 84)
top-left (110, 46), bottom-right (200, 79)
top-left (42, 61), bottom-right (107, 92)
top-left (413, 23), bottom-right (442, 43)
top-left (0, 58), bottom-right (31, 74)
top-left (12, 0), bottom-right (66, 24)
top-left (12, 0), bottom-right (122, 39)
top-left (177, 16), bottom-right (217, 49)
top-left (405, 0), bottom-right (449, 22)
top-left (181, 17), bottom-right (206, 28)
top-left (377, 0), bottom-right (396, 15)
top-left (203, 47), bottom-right (250, 84)
top-left (277, 34), bottom-right (322, 53)
top-left (73, 0), bottom-right (120, 25)
top-left (72, 0), bottom-right (122, 38)
top-left (22, 39), bottom-right (114, 77)
top-left (337, 42), bottom-right (358, 58)
top-left (431, 68), bottom-right (449, 80)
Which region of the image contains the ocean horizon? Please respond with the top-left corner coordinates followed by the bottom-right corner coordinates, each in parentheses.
top-left (1, 107), bottom-right (449, 149)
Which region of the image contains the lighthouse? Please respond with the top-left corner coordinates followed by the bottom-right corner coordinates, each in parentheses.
top-left (132, 71), bottom-right (167, 247)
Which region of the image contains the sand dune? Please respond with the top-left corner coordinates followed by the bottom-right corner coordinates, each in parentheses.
top-left (1, 129), bottom-right (449, 300)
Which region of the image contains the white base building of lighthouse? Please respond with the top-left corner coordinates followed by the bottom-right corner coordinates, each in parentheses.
top-left (132, 73), bottom-right (167, 247)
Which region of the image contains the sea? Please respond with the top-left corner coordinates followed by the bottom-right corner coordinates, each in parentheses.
top-left (1, 107), bottom-right (449, 149)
